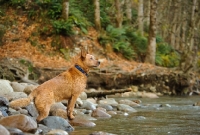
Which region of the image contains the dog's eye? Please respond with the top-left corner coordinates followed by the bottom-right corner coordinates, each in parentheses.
top-left (90, 57), bottom-right (93, 60)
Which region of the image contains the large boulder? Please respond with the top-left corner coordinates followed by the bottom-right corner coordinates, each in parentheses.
top-left (0, 80), bottom-right (13, 95)
top-left (0, 125), bottom-right (10, 135)
top-left (0, 114), bottom-right (37, 133)
top-left (41, 116), bottom-right (74, 132)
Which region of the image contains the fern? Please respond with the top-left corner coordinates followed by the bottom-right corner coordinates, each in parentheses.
top-left (52, 20), bottom-right (74, 36)
top-left (157, 43), bottom-right (172, 55)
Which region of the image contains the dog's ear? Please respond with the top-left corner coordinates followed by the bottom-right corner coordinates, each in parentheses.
top-left (81, 47), bottom-right (87, 58)
top-left (87, 47), bottom-right (91, 54)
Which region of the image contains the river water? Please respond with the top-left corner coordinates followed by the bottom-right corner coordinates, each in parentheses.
top-left (70, 96), bottom-right (200, 135)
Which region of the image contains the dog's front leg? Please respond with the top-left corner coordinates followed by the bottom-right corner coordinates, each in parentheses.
top-left (67, 94), bottom-right (79, 120)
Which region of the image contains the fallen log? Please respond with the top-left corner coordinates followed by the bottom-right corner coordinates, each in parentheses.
top-left (85, 89), bottom-right (132, 98)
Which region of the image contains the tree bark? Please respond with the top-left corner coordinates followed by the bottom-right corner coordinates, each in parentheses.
top-left (145, 0), bottom-right (157, 65)
top-left (62, 0), bottom-right (69, 20)
top-left (179, 0), bottom-right (198, 73)
top-left (115, 0), bottom-right (123, 28)
top-left (144, 0), bottom-right (150, 27)
top-left (170, 0), bottom-right (180, 49)
top-left (138, 0), bottom-right (144, 35)
top-left (125, 0), bottom-right (132, 23)
top-left (94, 0), bottom-right (101, 31)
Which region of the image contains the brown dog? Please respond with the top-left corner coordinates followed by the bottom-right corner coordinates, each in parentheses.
top-left (9, 48), bottom-right (100, 122)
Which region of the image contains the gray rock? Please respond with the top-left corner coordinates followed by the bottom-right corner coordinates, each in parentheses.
top-left (3, 92), bottom-right (27, 101)
top-left (76, 98), bottom-right (83, 106)
top-left (107, 111), bottom-right (117, 115)
top-left (0, 97), bottom-right (9, 116)
top-left (41, 116), bottom-right (74, 132)
top-left (118, 99), bottom-right (140, 107)
top-left (46, 129), bottom-right (69, 135)
top-left (98, 98), bottom-right (118, 106)
top-left (50, 102), bottom-right (67, 119)
top-left (5, 127), bottom-right (24, 135)
top-left (8, 107), bottom-right (20, 115)
top-left (70, 116), bottom-right (96, 127)
top-left (80, 100), bottom-right (97, 110)
top-left (11, 82), bottom-right (26, 92)
top-left (79, 91), bottom-right (87, 100)
top-left (38, 124), bottom-right (51, 134)
top-left (91, 108), bottom-right (111, 118)
top-left (98, 104), bottom-right (113, 111)
top-left (26, 103), bottom-right (38, 117)
top-left (23, 85), bottom-right (38, 95)
top-left (0, 125), bottom-right (10, 135)
top-left (0, 80), bottom-right (13, 95)
top-left (0, 97), bottom-right (9, 107)
top-left (19, 108), bottom-right (29, 115)
top-left (0, 114), bottom-right (37, 133)
top-left (117, 104), bottom-right (137, 112)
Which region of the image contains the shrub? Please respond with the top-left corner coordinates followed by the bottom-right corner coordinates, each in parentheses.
top-left (156, 40), bottom-right (180, 67)
top-left (52, 20), bottom-right (74, 36)
top-left (99, 25), bottom-right (135, 60)
top-left (10, 0), bottom-right (26, 6)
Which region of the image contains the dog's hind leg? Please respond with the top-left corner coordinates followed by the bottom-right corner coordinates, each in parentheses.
top-left (35, 96), bottom-right (54, 122)
top-left (67, 94), bottom-right (79, 120)
top-left (36, 104), bottom-right (51, 122)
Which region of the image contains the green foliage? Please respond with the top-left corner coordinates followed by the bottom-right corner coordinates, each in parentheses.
top-left (99, 25), bottom-right (135, 60)
top-left (47, 1), bottom-right (62, 19)
top-left (52, 20), bottom-right (74, 36)
top-left (60, 48), bottom-right (70, 60)
top-left (70, 0), bottom-right (94, 26)
top-left (125, 28), bottom-right (148, 61)
top-left (155, 39), bottom-right (180, 67)
top-left (113, 41), bottom-right (135, 59)
top-left (10, 0), bottom-right (26, 6)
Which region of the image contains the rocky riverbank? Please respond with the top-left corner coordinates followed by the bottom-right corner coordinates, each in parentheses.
top-left (0, 79), bottom-right (164, 135)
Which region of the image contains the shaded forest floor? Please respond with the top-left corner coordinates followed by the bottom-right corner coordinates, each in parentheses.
top-left (0, 8), bottom-right (154, 72)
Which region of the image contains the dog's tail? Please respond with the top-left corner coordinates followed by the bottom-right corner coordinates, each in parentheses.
top-left (9, 90), bottom-right (36, 108)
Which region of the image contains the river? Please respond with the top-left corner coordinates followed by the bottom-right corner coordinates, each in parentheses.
top-left (70, 96), bottom-right (200, 135)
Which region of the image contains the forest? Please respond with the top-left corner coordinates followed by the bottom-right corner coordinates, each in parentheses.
top-left (0, 0), bottom-right (200, 95)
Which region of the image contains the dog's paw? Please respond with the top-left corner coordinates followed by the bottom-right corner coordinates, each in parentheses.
top-left (68, 114), bottom-right (75, 120)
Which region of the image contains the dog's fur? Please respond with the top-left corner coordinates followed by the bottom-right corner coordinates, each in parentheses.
top-left (9, 49), bottom-right (100, 122)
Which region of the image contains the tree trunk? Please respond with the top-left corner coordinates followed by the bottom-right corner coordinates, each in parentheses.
top-left (62, 0), bottom-right (69, 20)
top-left (179, 0), bottom-right (198, 73)
top-left (94, 0), bottom-right (101, 31)
top-left (145, 0), bottom-right (157, 65)
top-left (125, 0), bottom-right (132, 23)
top-left (115, 0), bottom-right (123, 28)
top-left (170, 0), bottom-right (180, 49)
top-left (138, 0), bottom-right (144, 35)
top-left (144, 0), bottom-right (150, 27)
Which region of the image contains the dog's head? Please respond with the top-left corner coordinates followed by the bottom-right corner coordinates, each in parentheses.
top-left (80, 48), bottom-right (100, 68)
